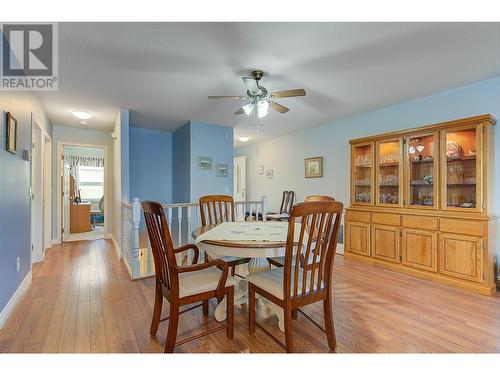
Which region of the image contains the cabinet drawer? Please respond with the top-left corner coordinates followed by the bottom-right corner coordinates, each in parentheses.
top-left (346, 211), bottom-right (371, 223)
top-left (402, 215), bottom-right (438, 231)
top-left (372, 213), bottom-right (401, 226)
top-left (440, 218), bottom-right (484, 236)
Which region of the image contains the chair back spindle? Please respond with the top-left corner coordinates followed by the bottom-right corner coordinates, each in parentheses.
top-left (279, 191), bottom-right (295, 215)
top-left (199, 195), bottom-right (235, 226)
top-left (283, 201), bottom-right (343, 299)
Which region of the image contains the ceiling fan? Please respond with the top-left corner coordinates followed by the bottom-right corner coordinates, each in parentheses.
top-left (208, 70), bottom-right (306, 123)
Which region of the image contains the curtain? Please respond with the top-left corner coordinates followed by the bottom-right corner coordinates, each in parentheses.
top-left (68, 155), bottom-right (104, 167)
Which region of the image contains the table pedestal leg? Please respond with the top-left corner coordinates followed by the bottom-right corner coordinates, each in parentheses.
top-left (213, 257), bottom-right (285, 332)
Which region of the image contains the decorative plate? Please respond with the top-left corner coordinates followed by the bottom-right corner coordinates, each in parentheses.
top-left (446, 141), bottom-right (462, 160)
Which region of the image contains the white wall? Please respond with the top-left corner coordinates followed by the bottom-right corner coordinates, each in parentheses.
top-left (111, 109), bottom-right (130, 256)
top-left (236, 77), bottom-right (500, 216)
top-left (51, 125), bottom-right (114, 241)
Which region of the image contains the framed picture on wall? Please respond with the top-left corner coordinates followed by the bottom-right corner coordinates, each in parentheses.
top-left (266, 169), bottom-right (273, 179)
top-left (198, 156), bottom-right (213, 170)
top-left (216, 164), bottom-right (229, 177)
top-left (258, 165), bottom-right (264, 175)
top-left (305, 156), bottom-right (323, 178)
top-left (6, 112), bottom-right (18, 155)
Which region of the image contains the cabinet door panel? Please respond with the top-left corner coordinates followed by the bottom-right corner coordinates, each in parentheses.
top-left (346, 221), bottom-right (370, 256)
top-left (441, 125), bottom-right (482, 212)
top-left (402, 229), bottom-right (437, 272)
top-left (439, 233), bottom-right (483, 282)
top-left (371, 224), bottom-right (400, 263)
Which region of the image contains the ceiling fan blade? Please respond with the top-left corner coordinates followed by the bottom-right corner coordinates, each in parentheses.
top-left (208, 95), bottom-right (248, 100)
top-left (268, 100), bottom-right (290, 114)
top-left (242, 77), bottom-right (259, 95)
top-left (235, 107), bottom-right (245, 115)
top-left (269, 89), bottom-right (306, 99)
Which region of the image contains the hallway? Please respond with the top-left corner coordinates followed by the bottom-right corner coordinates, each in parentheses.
top-left (1, 239), bottom-right (500, 353)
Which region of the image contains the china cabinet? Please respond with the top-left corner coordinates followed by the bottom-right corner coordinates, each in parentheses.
top-left (346, 114), bottom-right (497, 295)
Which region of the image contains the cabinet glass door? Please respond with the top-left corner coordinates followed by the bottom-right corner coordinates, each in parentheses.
top-left (444, 127), bottom-right (479, 210)
top-left (377, 139), bottom-right (402, 206)
top-left (353, 143), bottom-right (373, 204)
top-left (406, 133), bottom-right (437, 208)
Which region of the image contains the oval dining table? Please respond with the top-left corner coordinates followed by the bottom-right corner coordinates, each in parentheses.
top-left (191, 222), bottom-right (288, 331)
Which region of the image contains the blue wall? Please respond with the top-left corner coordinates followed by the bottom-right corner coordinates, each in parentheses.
top-left (172, 122), bottom-right (191, 203)
top-left (190, 121), bottom-right (234, 202)
top-left (0, 92), bottom-right (51, 313)
top-left (236, 76), bottom-right (500, 218)
top-left (130, 127), bottom-right (173, 202)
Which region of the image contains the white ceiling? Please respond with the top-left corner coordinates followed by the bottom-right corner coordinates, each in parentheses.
top-left (39, 23), bottom-right (500, 145)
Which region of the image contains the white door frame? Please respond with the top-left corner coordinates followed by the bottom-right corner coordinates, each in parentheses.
top-left (56, 142), bottom-right (110, 242)
top-left (31, 120), bottom-right (51, 264)
top-left (233, 155), bottom-right (246, 201)
top-left (43, 134), bottom-right (52, 252)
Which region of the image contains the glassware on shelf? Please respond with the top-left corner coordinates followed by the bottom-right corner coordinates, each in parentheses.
top-left (445, 127), bottom-right (478, 209)
top-left (355, 177), bottom-right (371, 186)
top-left (355, 192), bottom-right (371, 202)
top-left (355, 153), bottom-right (371, 166)
top-left (380, 153), bottom-right (399, 164)
top-left (379, 174), bottom-right (398, 186)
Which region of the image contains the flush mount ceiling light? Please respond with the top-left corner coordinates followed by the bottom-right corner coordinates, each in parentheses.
top-left (71, 110), bottom-right (93, 120)
top-left (238, 136), bottom-right (250, 142)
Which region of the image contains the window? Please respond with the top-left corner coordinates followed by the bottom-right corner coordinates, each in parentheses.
top-left (77, 166), bottom-right (104, 201)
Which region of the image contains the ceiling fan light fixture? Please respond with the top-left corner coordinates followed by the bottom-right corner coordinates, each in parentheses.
top-left (257, 100), bottom-right (269, 118)
top-left (242, 103), bottom-right (254, 116)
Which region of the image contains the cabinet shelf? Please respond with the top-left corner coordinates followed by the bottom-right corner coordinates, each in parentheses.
top-left (379, 162), bottom-right (399, 167)
top-left (410, 158), bottom-right (434, 164)
top-left (354, 164), bottom-right (372, 168)
top-left (446, 156), bottom-right (476, 162)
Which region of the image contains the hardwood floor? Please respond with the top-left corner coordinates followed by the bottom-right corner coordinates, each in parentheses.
top-left (1, 239), bottom-right (500, 353)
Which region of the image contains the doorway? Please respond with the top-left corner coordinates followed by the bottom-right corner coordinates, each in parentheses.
top-left (233, 155), bottom-right (246, 202)
top-left (31, 121), bottom-right (52, 264)
top-left (58, 144), bottom-right (108, 242)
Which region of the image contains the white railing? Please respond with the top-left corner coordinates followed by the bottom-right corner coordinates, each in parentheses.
top-left (121, 196), bottom-right (267, 280)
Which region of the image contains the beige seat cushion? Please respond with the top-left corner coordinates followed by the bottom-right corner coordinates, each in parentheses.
top-left (178, 268), bottom-right (238, 298)
top-left (207, 253), bottom-right (249, 264)
top-left (246, 267), bottom-right (323, 300)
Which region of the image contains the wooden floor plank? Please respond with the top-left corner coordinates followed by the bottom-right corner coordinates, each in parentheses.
top-left (1, 239), bottom-right (499, 353)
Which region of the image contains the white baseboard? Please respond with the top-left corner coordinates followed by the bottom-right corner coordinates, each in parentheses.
top-left (0, 271), bottom-right (32, 329)
top-left (51, 238), bottom-right (61, 245)
top-left (108, 233), bottom-right (122, 259)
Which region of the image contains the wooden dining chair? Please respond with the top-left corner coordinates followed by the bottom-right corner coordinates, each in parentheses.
top-left (247, 200), bottom-right (343, 352)
top-left (199, 195), bottom-right (250, 276)
top-left (305, 195), bottom-right (335, 202)
top-left (267, 195), bottom-right (335, 268)
top-left (142, 200), bottom-right (237, 353)
top-left (265, 190), bottom-right (295, 221)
